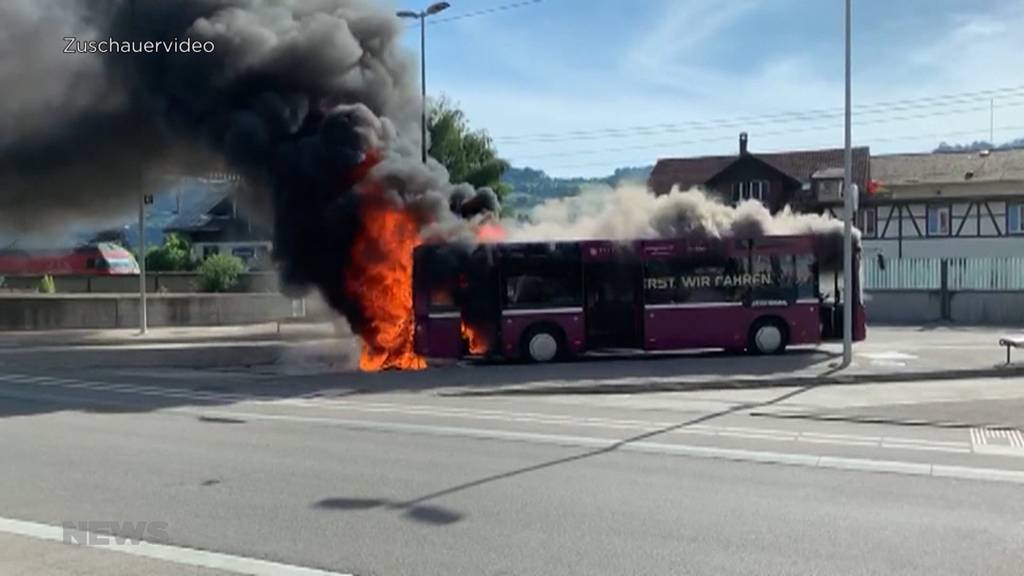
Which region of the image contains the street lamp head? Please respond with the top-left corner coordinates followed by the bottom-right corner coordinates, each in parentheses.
top-left (396, 10), bottom-right (419, 18)
top-left (426, 2), bottom-right (450, 15)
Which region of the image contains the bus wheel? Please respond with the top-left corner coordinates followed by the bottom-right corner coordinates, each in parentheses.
top-left (521, 326), bottom-right (563, 363)
top-left (748, 318), bottom-right (788, 355)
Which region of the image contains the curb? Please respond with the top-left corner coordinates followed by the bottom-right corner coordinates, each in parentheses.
top-left (446, 365), bottom-right (1024, 397)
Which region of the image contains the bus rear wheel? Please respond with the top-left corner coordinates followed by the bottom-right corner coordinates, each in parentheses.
top-left (521, 325), bottom-right (564, 363)
top-left (748, 318), bottom-right (789, 355)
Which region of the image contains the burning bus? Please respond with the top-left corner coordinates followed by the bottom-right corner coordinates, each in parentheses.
top-left (413, 234), bottom-right (865, 362)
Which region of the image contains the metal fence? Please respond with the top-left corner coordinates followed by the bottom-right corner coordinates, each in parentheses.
top-left (863, 257), bottom-right (941, 290)
top-left (947, 258), bottom-right (1024, 291)
top-left (864, 257), bottom-right (1024, 291)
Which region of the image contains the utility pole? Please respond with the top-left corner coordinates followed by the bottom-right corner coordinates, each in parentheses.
top-left (138, 184), bottom-right (148, 335)
top-left (841, 0), bottom-right (853, 368)
top-left (990, 98), bottom-right (995, 145)
top-left (397, 2), bottom-right (451, 164)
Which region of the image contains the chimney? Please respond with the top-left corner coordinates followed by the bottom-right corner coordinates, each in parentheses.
top-left (739, 132), bottom-right (749, 155)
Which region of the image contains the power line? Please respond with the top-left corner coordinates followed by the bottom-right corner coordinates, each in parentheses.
top-left (495, 84), bottom-right (1024, 144)
top-left (535, 123), bottom-right (1024, 172)
top-left (510, 98), bottom-right (1024, 161)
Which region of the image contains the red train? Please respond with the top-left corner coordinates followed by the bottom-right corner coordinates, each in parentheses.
top-left (0, 243), bottom-right (140, 276)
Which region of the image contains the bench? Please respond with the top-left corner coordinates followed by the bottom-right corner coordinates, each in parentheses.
top-left (999, 335), bottom-right (1024, 364)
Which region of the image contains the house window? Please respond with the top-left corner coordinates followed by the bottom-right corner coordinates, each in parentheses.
top-left (749, 180), bottom-right (767, 202)
top-left (1008, 203), bottom-right (1024, 235)
top-left (927, 205), bottom-right (951, 236)
top-left (732, 182), bottom-right (746, 203)
top-left (860, 207), bottom-right (877, 238)
top-left (732, 180), bottom-right (767, 204)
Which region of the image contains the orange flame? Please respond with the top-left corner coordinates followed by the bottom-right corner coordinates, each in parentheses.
top-left (345, 203), bottom-right (427, 372)
top-left (461, 321), bottom-right (490, 355)
top-left (476, 221), bottom-right (506, 243)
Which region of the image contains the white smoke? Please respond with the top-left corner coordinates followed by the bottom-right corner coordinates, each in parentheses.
top-left (506, 183), bottom-right (858, 247)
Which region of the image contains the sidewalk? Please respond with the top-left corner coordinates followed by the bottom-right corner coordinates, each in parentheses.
top-left (0, 528), bottom-right (347, 576)
top-left (445, 325), bottom-right (1024, 396)
top-left (0, 532), bottom-right (238, 576)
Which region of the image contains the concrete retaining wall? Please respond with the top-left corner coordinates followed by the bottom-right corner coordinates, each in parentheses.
top-left (864, 291), bottom-right (943, 325)
top-left (0, 273), bottom-right (280, 294)
top-left (867, 290), bottom-right (1024, 325)
top-left (950, 292), bottom-right (1024, 325)
top-left (0, 294), bottom-right (316, 330)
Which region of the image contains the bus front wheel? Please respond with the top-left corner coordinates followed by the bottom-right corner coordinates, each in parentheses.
top-left (748, 318), bottom-right (789, 355)
top-left (521, 325), bottom-right (564, 363)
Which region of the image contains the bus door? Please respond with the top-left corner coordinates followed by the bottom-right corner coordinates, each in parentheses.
top-left (582, 244), bottom-right (642, 350)
top-left (819, 249), bottom-right (866, 341)
top-left (412, 245), bottom-right (463, 358)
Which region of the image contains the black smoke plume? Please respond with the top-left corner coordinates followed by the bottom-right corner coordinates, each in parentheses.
top-left (0, 0), bottom-right (496, 331)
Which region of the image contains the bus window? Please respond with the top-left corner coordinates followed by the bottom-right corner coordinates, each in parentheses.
top-left (644, 254), bottom-right (747, 305)
top-left (795, 254), bottom-right (817, 300)
top-left (819, 270), bottom-right (843, 303)
top-left (429, 285), bottom-right (456, 310)
top-left (501, 245), bottom-right (581, 309)
top-left (750, 254), bottom-right (797, 303)
top-left (504, 272), bottom-right (580, 308)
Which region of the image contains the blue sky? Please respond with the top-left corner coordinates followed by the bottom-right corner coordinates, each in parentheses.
top-left (396, 0), bottom-right (1024, 177)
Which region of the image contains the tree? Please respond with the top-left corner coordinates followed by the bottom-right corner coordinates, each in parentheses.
top-left (196, 253), bottom-right (245, 293)
top-left (428, 97), bottom-right (510, 201)
top-left (145, 234), bottom-right (195, 272)
top-left (38, 275), bottom-right (56, 294)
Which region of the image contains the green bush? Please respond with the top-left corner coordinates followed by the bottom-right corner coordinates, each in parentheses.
top-left (145, 234), bottom-right (195, 272)
top-left (196, 254), bottom-right (245, 293)
top-left (38, 274), bottom-right (56, 294)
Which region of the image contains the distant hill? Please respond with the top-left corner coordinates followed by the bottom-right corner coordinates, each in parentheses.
top-left (501, 165), bottom-right (653, 213)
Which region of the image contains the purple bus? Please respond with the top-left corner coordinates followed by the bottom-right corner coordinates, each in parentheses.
top-left (413, 235), bottom-right (865, 363)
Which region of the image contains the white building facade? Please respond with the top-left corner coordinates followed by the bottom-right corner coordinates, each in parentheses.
top-left (859, 150), bottom-right (1024, 260)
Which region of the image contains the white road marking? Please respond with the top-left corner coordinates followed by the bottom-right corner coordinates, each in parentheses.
top-left (0, 516), bottom-right (351, 576)
top-left (0, 372), bottom-right (978, 456)
top-left (176, 408), bottom-right (1024, 485)
top-left (279, 397), bottom-right (970, 454)
top-left (860, 351), bottom-right (918, 361)
top-left (971, 427), bottom-right (1024, 457)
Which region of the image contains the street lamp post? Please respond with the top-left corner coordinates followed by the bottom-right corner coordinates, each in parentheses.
top-left (397, 2), bottom-right (450, 164)
top-left (841, 0), bottom-right (853, 367)
top-left (138, 184), bottom-right (148, 335)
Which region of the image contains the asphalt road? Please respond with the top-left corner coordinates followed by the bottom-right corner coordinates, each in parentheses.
top-left (1, 361), bottom-right (1024, 575)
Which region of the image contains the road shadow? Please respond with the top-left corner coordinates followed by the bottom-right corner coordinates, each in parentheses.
top-left (312, 497), bottom-right (464, 526)
top-left (0, 345), bottom-right (836, 420)
top-left (310, 384), bottom-right (817, 526)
